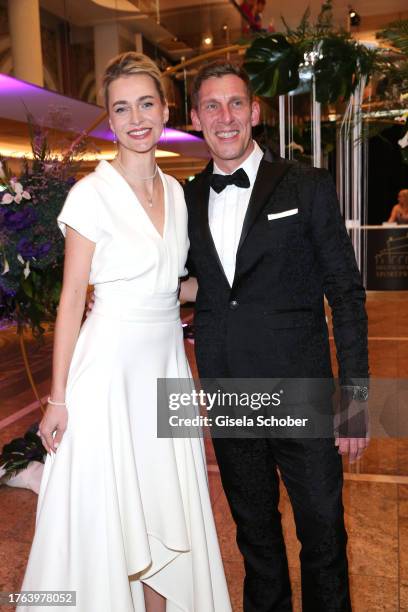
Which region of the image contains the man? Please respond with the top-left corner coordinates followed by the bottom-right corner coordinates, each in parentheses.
top-left (184, 61), bottom-right (369, 612)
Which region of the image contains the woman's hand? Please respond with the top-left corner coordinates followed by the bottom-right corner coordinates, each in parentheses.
top-left (85, 288), bottom-right (95, 318)
top-left (39, 404), bottom-right (68, 454)
top-left (179, 276), bottom-right (198, 304)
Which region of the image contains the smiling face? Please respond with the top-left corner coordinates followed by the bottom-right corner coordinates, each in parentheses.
top-left (191, 74), bottom-right (260, 173)
top-left (108, 73), bottom-right (169, 155)
top-left (398, 190), bottom-right (408, 209)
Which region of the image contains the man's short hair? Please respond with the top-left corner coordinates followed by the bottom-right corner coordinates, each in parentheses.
top-left (191, 60), bottom-right (253, 109)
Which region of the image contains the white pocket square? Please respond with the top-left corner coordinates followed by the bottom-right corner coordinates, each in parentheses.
top-left (267, 208), bottom-right (298, 220)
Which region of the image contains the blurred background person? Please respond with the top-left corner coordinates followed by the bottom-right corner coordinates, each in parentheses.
top-left (240, 0), bottom-right (257, 35)
top-left (388, 189), bottom-right (408, 224)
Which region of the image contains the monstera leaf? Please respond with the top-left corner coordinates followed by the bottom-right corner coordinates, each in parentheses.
top-left (313, 36), bottom-right (359, 103)
top-left (244, 34), bottom-right (301, 97)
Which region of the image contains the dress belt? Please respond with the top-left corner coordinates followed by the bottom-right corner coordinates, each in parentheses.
top-left (91, 293), bottom-right (180, 323)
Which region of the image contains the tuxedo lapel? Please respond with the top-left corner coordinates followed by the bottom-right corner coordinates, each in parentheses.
top-left (195, 164), bottom-right (231, 288)
top-left (236, 151), bottom-right (292, 254)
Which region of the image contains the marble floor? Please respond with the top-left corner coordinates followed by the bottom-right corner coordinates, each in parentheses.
top-left (0, 291), bottom-right (407, 611)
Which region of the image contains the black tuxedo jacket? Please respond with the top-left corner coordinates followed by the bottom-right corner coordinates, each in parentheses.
top-left (184, 149), bottom-right (369, 385)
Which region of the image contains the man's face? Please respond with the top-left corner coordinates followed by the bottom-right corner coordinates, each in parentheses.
top-left (191, 74), bottom-right (260, 172)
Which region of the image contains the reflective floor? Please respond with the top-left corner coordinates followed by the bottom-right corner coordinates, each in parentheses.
top-left (0, 291), bottom-right (407, 611)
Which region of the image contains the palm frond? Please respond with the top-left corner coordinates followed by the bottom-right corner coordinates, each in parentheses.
top-left (377, 19), bottom-right (408, 56)
top-left (281, 7), bottom-right (311, 41)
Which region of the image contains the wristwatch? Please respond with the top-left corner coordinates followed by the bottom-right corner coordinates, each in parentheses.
top-left (352, 386), bottom-right (369, 402)
top-left (342, 385), bottom-right (369, 402)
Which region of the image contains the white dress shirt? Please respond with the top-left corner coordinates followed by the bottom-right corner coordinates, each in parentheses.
top-left (209, 141), bottom-right (264, 286)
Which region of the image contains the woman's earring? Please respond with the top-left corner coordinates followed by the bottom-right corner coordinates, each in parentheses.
top-left (110, 124), bottom-right (117, 144)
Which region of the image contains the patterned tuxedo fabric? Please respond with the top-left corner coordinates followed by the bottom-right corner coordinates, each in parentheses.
top-left (184, 149), bottom-right (368, 611)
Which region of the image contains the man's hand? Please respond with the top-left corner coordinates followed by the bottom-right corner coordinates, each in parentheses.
top-left (335, 436), bottom-right (369, 463)
top-left (334, 386), bottom-right (370, 462)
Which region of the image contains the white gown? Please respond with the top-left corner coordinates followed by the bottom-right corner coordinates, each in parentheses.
top-left (17, 161), bottom-right (232, 612)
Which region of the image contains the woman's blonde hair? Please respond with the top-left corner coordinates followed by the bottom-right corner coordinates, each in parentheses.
top-left (102, 52), bottom-right (166, 110)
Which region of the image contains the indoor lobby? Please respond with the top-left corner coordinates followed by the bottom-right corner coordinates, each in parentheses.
top-left (1, 1), bottom-right (408, 611)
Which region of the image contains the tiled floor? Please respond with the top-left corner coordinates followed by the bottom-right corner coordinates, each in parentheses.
top-left (0, 291), bottom-right (407, 610)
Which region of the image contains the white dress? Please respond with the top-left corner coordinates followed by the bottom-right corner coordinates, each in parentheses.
top-left (18, 161), bottom-right (232, 612)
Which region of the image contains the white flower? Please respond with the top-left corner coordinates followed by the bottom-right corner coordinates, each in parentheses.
top-left (1, 193), bottom-right (14, 204)
top-left (17, 253), bottom-right (31, 278)
top-left (0, 179), bottom-right (31, 204)
top-left (7, 179), bottom-right (30, 202)
top-left (13, 181), bottom-right (30, 198)
top-left (398, 131), bottom-right (408, 149)
top-left (23, 260), bottom-right (31, 279)
top-left (1, 256), bottom-right (9, 275)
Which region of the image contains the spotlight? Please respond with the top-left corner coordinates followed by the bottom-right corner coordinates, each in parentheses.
top-left (348, 6), bottom-right (361, 27)
top-left (203, 36), bottom-right (212, 46)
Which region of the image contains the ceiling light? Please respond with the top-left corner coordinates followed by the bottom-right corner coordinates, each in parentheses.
top-left (348, 6), bottom-right (361, 27)
top-left (90, 0), bottom-right (140, 11)
top-left (0, 146), bottom-right (179, 160)
top-left (203, 36), bottom-right (213, 46)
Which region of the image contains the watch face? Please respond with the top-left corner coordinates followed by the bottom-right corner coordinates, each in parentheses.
top-left (353, 386), bottom-right (369, 402)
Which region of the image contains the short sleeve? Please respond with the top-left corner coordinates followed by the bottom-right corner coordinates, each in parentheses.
top-left (57, 178), bottom-right (100, 243)
top-left (170, 176), bottom-right (189, 277)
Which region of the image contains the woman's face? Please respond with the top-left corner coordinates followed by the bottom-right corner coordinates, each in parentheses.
top-left (398, 191), bottom-right (408, 209)
top-left (108, 74), bottom-right (169, 155)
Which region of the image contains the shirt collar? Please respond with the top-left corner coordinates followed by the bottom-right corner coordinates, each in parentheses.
top-left (212, 141), bottom-right (263, 187)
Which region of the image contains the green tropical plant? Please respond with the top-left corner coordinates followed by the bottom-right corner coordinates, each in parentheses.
top-left (377, 19), bottom-right (408, 95)
top-left (244, 0), bottom-right (379, 104)
top-left (0, 423), bottom-right (45, 484)
top-left (378, 19), bottom-right (408, 56)
top-left (281, 0), bottom-right (333, 41)
top-left (314, 36), bottom-right (377, 103)
top-left (244, 34), bottom-right (301, 97)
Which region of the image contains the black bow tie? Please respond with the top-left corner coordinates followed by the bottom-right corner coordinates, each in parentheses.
top-left (210, 168), bottom-right (250, 194)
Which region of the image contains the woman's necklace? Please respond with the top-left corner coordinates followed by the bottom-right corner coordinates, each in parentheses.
top-left (116, 157), bottom-right (158, 208)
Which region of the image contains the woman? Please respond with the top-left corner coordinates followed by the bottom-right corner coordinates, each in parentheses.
top-left (18, 52), bottom-right (231, 612)
top-left (388, 189), bottom-right (408, 224)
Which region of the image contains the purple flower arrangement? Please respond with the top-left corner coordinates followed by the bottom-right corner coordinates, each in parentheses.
top-left (0, 117), bottom-right (87, 333)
